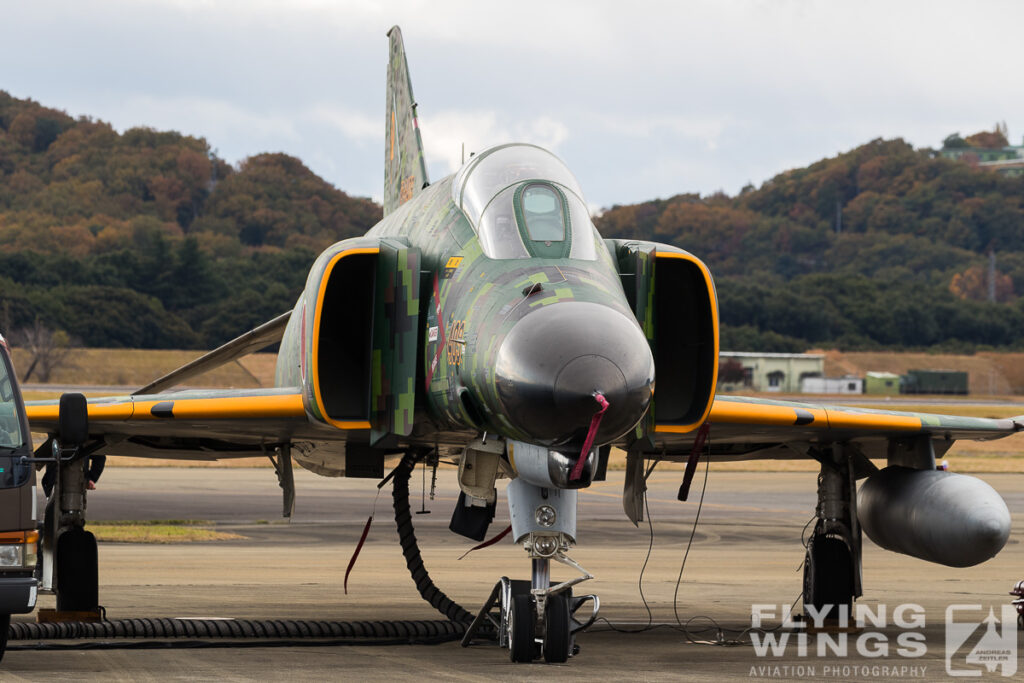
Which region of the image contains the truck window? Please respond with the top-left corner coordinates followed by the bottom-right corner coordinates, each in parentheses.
top-left (0, 347), bottom-right (30, 488)
top-left (0, 359), bottom-right (22, 449)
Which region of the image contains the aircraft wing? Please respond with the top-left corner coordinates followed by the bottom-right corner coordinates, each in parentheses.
top-left (650, 394), bottom-right (1024, 462)
top-left (26, 389), bottom-right (1023, 462)
top-left (24, 387), bottom-right (356, 460)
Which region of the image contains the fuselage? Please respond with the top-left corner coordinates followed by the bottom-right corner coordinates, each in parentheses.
top-left (367, 144), bottom-right (655, 450)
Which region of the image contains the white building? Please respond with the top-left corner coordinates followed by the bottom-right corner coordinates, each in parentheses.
top-left (801, 376), bottom-right (864, 395)
top-left (718, 352), bottom-right (825, 393)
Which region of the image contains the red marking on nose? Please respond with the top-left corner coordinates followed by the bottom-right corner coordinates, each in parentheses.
top-left (570, 392), bottom-right (609, 482)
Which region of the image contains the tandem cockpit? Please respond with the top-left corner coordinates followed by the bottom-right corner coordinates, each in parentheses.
top-left (452, 144), bottom-right (600, 260)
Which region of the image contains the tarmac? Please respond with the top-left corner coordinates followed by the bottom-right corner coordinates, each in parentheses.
top-left (4, 466), bottom-right (1023, 680)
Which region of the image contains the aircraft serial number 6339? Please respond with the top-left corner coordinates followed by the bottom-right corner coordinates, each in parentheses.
top-left (24, 27), bottom-right (1023, 664)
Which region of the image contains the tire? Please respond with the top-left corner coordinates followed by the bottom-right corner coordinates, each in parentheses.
top-left (542, 594), bottom-right (571, 663)
top-left (56, 527), bottom-right (98, 612)
top-left (508, 594), bottom-right (536, 663)
top-left (0, 613), bottom-right (9, 663)
top-left (804, 536), bottom-right (853, 622)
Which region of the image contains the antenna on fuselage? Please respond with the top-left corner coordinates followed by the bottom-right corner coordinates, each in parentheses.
top-left (461, 142), bottom-right (465, 165)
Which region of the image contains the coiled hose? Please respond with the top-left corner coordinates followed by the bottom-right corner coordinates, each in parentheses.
top-left (8, 450), bottom-right (490, 648)
top-left (391, 450), bottom-right (479, 627)
top-left (9, 618), bottom-right (463, 647)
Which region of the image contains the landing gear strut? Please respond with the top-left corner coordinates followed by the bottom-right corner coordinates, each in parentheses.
top-left (463, 478), bottom-right (599, 662)
top-left (39, 395), bottom-right (100, 616)
top-left (42, 450), bottom-right (99, 613)
top-left (803, 444), bottom-right (861, 622)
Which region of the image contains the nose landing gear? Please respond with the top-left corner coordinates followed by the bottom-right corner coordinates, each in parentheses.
top-left (463, 558), bottom-right (600, 663)
top-left (509, 551), bottom-right (599, 663)
top-left (461, 479), bottom-right (600, 662)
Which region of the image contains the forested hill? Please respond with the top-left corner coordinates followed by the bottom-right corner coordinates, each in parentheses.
top-left (596, 137), bottom-right (1024, 351)
top-left (0, 91), bottom-right (380, 349)
top-left (2, 89), bottom-right (1024, 353)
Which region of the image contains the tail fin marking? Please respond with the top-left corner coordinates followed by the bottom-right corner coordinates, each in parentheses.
top-left (384, 26), bottom-right (429, 216)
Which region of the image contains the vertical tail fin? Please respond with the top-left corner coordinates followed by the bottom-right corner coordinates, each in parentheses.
top-left (384, 26), bottom-right (429, 216)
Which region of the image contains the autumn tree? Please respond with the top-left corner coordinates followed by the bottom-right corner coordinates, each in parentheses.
top-left (964, 126), bottom-right (1009, 149)
top-left (718, 358), bottom-right (747, 384)
top-left (949, 265), bottom-right (1014, 302)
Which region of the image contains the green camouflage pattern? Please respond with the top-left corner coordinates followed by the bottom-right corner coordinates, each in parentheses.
top-left (371, 241), bottom-right (420, 442)
top-left (611, 240), bottom-right (657, 445)
top-left (379, 179), bottom-right (630, 443)
top-left (351, 170), bottom-right (628, 443)
top-left (383, 26), bottom-right (429, 216)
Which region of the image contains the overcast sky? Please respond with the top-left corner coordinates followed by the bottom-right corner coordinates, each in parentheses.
top-left (2, 0), bottom-right (1021, 209)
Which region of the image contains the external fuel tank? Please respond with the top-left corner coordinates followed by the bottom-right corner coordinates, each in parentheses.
top-left (857, 467), bottom-right (1011, 568)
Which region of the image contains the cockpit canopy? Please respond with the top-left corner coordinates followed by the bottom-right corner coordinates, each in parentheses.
top-left (452, 144), bottom-right (598, 260)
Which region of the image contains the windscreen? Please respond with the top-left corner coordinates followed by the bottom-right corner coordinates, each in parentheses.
top-left (0, 353), bottom-right (22, 449)
top-left (453, 144), bottom-right (598, 260)
top-left (521, 185), bottom-right (566, 241)
top-left (0, 345), bottom-right (30, 488)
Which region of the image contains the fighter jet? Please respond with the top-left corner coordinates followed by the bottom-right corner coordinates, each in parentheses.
top-left (25, 27), bottom-right (1023, 663)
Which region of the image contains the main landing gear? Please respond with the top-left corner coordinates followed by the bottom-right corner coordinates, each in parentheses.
top-left (803, 444), bottom-right (862, 622)
top-left (41, 447), bottom-right (100, 615)
top-left (463, 479), bottom-right (599, 662)
top-left (39, 395), bottom-right (101, 617)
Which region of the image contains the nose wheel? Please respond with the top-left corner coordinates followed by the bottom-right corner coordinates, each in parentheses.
top-left (463, 556), bottom-right (600, 663)
top-left (541, 592), bottom-right (571, 662)
top-left (461, 478), bottom-right (599, 663)
top-left (507, 590), bottom-right (575, 663)
top-left (508, 593), bottom-right (537, 662)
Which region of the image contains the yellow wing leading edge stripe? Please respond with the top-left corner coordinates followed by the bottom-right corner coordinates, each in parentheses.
top-left (26, 402), bottom-right (134, 423)
top-left (692, 399), bottom-right (923, 432)
top-left (134, 395), bottom-right (307, 420)
top-left (25, 394), bottom-right (309, 424)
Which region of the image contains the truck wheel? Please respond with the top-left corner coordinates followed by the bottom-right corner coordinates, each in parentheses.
top-left (0, 613), bottom-right (9, 662)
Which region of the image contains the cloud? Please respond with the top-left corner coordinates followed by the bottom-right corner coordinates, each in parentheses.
top-left (129, 0), bottom-right (617, 57)
top-left (419, 110), bottom-right (569, 176)
top-left (594, 114), bottom-right (728, 151)
top-left (308, 106), bottom-right (379, 144)
top-left (100, 95), bottom-right (302, 147)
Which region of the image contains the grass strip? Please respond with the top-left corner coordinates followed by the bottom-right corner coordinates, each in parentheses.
top-left (88, 521), bottom-right (245, 543)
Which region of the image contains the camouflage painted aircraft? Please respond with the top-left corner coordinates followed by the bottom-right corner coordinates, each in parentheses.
top-left (25, 27), bottom-right (1024, 663)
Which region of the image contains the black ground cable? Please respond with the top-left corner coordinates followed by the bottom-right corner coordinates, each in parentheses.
top-left (391, 450), bottom-right (484, 631)
top-left (8, 618), bottom-right (466, 649)
top-left (7, 634), bottom-right (464, 651)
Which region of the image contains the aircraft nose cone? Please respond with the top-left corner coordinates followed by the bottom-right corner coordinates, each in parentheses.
top-left (493, 301), bottom-right (654, 447)
top-left (555, 355), bottom-right (625, 410)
